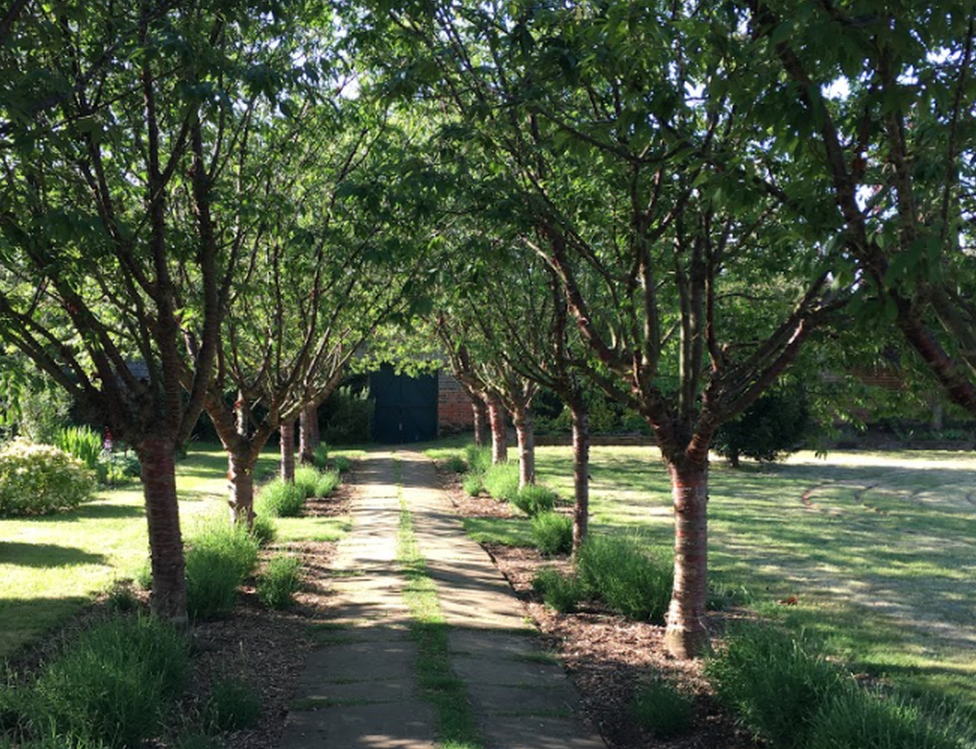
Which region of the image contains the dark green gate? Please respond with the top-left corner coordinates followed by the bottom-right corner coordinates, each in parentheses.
top-left (369, 365), bottom-right (438, 444)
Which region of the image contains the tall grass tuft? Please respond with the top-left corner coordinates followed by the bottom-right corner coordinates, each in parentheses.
top-left (631, 676), bottom-right (695, 739)
top-left (314, 469), bottom-right (340, 498)
top-left (257, 554), bottom-right (302, 610)
top-left (311, 443), bottom-right (329, 469)
top-left (462, 474), bottom-right (482, 496)
top-left (444, 455), bottom-right (468, 473)
top-left (577, 534), bottom-right (672, 622)
top-left (249, 515), bottom-right (276, 547)
top-left (255, 480), bottom-right (305, 518)
top-left (293, 466), bottom-right (320, 498)
top-left (513, 484), bottom-right (557, 516)
top-left (10, 615), bottom-right (189, 748)
top-left (482, 463), bottom-right (519, 502)
top-left (331, 455), bottom-right (352, 473)
top-left (531, 512), bottom-right (573, 556)
top-left (464, 445), bottom-right (492, 475)
top-left (531, 568), bottom-right (584, 613)
top-left (704, 624), bottom-right (846, 749)
top-left (204, 678), bottom-right (261, 732)
top-left (185, 521), bottom-right (259, 620)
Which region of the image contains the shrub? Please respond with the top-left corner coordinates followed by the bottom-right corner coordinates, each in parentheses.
top-left (631, 676), bottom-right (695, 738)
top-left (96, 451), bottom-right (140, 486)
top-left (531, 568), bottom-right (584, 613)
top-left (444, 455), bottom-right (468, 473)
top-left (531, 512), bottom-right (573, 556)
top-left (464, 444), bottom-right (491, 475)
top-left (462, 474), bottom-right (482, 496)
top-left (105, 583), bottom-right (139, 614)
top-left (319, 387), bottom-right (372, 444)
top-left (14, 615), bottom-right (189, 748)
top-left (257, 554), bottom-right (302, 610)
top-left (704, 625), bottom-right (846, 749)
top-left (204, 678), bottom-right (261, 732)
top-left (713, 380), bottom-right (809, 467)
top-left (249, 515), bottom-right (276, 547)
top-left (293, 467), bottom-right (320, 498)
top-left (577, 535), bottom-right (672, 622)
top-left (807, 689), bottom-right (961, 749)
top-left (255, 480), bottom-right (305, 518)
top-left (482, 463), bottom-right (519, 502)
top-left (185, 521), bottom-right (259, 620)
top-left (513, 484), bottom-right (557, 516)
top-left (0, 439), bottom-right (96, 517)
top-left (331, 455), bottom-right (352, 474)
top-left (314, 469), bottom-right (341, 498)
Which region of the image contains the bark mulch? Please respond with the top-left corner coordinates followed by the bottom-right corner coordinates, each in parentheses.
top-left (436, 463), bottom-right (756, 749)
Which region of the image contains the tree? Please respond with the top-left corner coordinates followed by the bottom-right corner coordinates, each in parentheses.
top-left (0, 0), bottom-right (320, 621)
top-left (737, 2), bottom-right (976, 419)
top-left (357, 0), bottom-right (848, 657)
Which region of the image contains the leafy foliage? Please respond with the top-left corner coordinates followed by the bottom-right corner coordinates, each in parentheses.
top-left (0, 439), bottom-right (96, 516)
top-left (255, 480), bottom-right (306, 518)
top-left (713, 382), bottom-right (811, 466)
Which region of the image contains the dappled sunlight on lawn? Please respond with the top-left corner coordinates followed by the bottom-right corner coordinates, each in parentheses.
top-left (530, 443), bottom-right (976, 705)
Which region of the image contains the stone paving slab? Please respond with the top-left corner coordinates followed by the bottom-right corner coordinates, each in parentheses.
top-left (283, 702), bottom-right (437, 749)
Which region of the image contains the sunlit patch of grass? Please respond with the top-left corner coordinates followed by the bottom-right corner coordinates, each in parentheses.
top-left (460, 517), bottom-right (534, 548)
top-left (274, 516), bottom-right (352, 543)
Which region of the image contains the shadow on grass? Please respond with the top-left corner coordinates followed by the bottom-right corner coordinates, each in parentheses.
top-left (0, 542), bottom-right (108, 568)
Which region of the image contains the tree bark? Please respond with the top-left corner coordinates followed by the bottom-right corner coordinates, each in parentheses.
top-left (570, 403), bottom-right (590, 558)
top-left (472, 395), bottom-right (490, 448)
top-left (137, 435), bottom-right (187, 625)
top-left (663, 459), bottom-right (710, 659)
top-left (488, 395), bottom-right (508, 464)
top-left (280, 419), bottom-right (296, 482)
top-left (513, 404), bottom-right (536, 489)
top-left (228, 450), bottom-right (255, 526)
top-left (299, 405), bottom-right (319, 464)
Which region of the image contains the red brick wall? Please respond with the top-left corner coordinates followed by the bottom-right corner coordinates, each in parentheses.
top-left (438, 371), bottom-right (475, 435)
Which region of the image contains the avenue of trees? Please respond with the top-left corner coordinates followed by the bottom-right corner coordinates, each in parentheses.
top-left (1, 0), bottom-right (973, 656)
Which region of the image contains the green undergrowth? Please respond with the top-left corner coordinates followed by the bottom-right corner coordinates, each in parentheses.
top-left (482, 463), bottom-right (519, 502)
top-left (184, 520), bottom-right (259, 620)
top-left (706, 624), bottom-right (971, 749)
top-left (461, 517), bottom-right (534, 548)
top-left (0, 615), bottom-right (190, 749)
top-left (396, 461), bottom-right (484, 749)
top-left (630, 675), bottom-right (695, 739)
top-left (257, 554), bottom-right (302, 610)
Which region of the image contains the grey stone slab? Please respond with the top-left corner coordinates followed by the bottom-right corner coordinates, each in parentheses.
top-left (479, 715), bottom-right (607, 749)
top-left (295, 677), bottom-right (417, 705)
top-left (448, 629), bottom-right (539, 658)
top-left (465, 682), bottom-right (581, 715)
top-left (298, 639), bottom-right (418, 685)
top-left (281, 701), bottom-right (437, 749)
top-left (452, 653), bottom-right (568, 688)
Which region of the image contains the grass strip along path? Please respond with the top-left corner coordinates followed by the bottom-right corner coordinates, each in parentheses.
top-left (280, 450), bottom-right (604, 749)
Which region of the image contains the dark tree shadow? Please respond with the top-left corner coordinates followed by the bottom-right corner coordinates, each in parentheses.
top-left (0, 541), bottom-right (108, 568)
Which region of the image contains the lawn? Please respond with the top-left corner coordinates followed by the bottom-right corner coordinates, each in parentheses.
top-left (0, 442), bottom-right (356, 659)
top-left (435, 443), bottom-right (976, 710)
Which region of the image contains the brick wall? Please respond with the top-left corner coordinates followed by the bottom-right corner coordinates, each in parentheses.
top-left (438, 371), bottom-right (474, 435)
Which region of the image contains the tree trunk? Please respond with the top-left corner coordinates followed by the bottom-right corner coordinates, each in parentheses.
top-left (570, 403), bottom-right (590, 558)
top-left (488, 396), bottom-right (508, 464)
top-left (299, 405), bottom-right (318, 464)
top-left (663, 460), bottom-right (710, 659)
top-left (280, 419), bottom-right (296, 482)
top-left (228, 450), bottom-right (256, 526)
top-left (472, 396), bottom-right (490, 448)
top-left (137, 436), bottom-right (187, 625)
top-left (513, 405), bottom-right (536, 489)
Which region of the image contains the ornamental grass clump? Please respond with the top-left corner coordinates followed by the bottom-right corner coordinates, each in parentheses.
top-left (464, 445), bottom-right (492, 475)
top-left (54, 425), bottom-right (102, 474)
top-left (531, 567), bottom-right (584, 613)
top-left (462, 474), bottom-right (482, 496)
top-left (531, 512), bottom-right (573, 556)
top-left (185, 521), bottom-right (259, 620)
top-left (577, 534), bottom-right (672, 623)
top-left (0, 439), bottom-right (96, 516)
top-left (203, 677), bottom-right (261, 732)
top-left (314, 469), bottom-right (340, 498)
top-left (631, 676), bottom-right (695, 739)
top-left (257, 554), bottom-right (302, 610)
top-left (5, 615), bottom-right (189, 749)
top-left (444, 454), bottom-right (468, 473)
top-left (255, 479), bottom-right (305, 518)
top-left (293, 466), bottom-right (320, 498)
top-left (482, 463), bottom-right (519, 502)
top-left (513, 484), bottom-right (557, 516)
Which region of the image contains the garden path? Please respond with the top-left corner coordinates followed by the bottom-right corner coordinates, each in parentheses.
top-left (278, 450), bottom-right (605, 749)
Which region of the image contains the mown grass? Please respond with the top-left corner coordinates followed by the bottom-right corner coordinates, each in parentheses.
top-left (533, 445), bottom-right (976, 712)
top-left (0, 444), bottom-right (279, 658)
